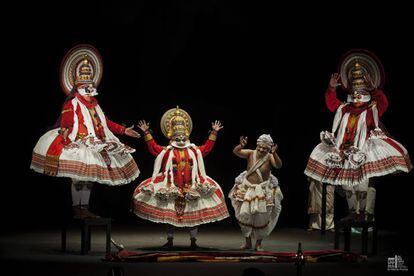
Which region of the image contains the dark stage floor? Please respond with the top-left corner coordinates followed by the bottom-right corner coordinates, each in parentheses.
top-left (0, 223), bottom-right (410, 276)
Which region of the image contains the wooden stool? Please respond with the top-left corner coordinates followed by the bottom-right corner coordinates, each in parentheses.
top-left (61, 217), bottom-right (111, 255)
top-left (334, 219), bottom-right (377, 255)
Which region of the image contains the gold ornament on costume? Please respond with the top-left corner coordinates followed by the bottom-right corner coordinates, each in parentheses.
top-left (60, 44), bottom-right (103, 95)
top-left (339, 50), bottom-right (384, 95)
top-left (348, 61), bottom-right (371, 95)
top-left (75, 56), bottom-right (94, 85)
top-left (160, 106), bottom-right (193, 139)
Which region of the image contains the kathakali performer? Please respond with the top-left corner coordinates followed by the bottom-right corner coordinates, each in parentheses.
top-left (304, 49), bottom-right (412, 222)
top-left (30, 44), bottom-right (140, 219)
top-left (133, 107), bottom-right (229, 249)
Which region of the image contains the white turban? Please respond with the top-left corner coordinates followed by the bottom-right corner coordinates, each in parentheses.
top-left (257, 134), bottom-right (273, 148)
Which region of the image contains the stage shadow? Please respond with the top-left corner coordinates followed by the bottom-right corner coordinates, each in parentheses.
top-left (135, 246), bottom-right (222, 251)
top-left (133, 246), bottom-right (258, 252)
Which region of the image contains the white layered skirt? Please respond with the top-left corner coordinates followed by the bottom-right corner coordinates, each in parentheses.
top-left (30, 129), bottom-right (139, 185)
top-left (133, 176), bottom-right (229, 227)
top-left (229, 171), bottom-right (283, 238)
top-left (305, 135), bottom-right (412, 186)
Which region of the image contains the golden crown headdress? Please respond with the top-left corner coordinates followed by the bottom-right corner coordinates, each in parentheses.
top-left (348, 61), bottom-right (371, 95)
top-left (74, 56), bottom-right (94, 85)
top-left (60, 44), bottom-right (103, 95)
top-left (160, 106), bottom-right (193, 139)
top-left (339, 49), bottom-right (384, 95)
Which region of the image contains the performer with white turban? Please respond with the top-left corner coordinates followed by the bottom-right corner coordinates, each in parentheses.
top-left (30, 45), bottom-right (140, 218)
top-left (229, 134), bottom-right (283, 251)
top-left (304, 50), bottom-right (412, 222)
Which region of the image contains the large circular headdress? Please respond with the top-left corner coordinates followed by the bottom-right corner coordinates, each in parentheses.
top-left (160, 106), bottom-right (193, 139)
top-left (339, 49), bottom-right (385, 92)
top-left (60, 44), bottom-right (103, 95)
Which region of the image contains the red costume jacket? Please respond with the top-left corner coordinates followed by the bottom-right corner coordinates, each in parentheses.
top-left (143, 130), bottom-right (218, 188)
top-left (46, 93), bottom-right (126, 158)
top-left (325, 88), bottom-right (389, 149)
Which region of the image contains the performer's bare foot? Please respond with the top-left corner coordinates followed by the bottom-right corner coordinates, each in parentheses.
top-left (189, 238), bottom-right (198, 250)
top-left (240, 237), bottom-right (252, 250)
top-left (240, 244), bottom-right (252, 250)
top-left (255, 246), bottom-right (264, 251)
top-left (255, 239), bottom-right (264, 251)
top-left (161, 237), bottom-right (173, 249)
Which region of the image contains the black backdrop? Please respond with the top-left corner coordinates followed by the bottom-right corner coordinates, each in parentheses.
top-left (4, 1), bottom-right (413, 231)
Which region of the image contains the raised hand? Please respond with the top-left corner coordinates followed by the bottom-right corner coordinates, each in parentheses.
top-left (212, 120), bottom-right (224, 132)
top-left (125, 125), bottom-right (141, 138)
top-left (137, 120), bottom-right (150, 132)
top-left (271, 143), bottom-right (278, 154)
top-left (239, 136), bottom-right (248, 148)
top-left (329, 73), bottom-right (341, 89)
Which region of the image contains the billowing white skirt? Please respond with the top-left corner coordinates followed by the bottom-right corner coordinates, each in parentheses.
top-left (305, 135), bottom-right (412, 186)
top-left (133, 175), bottom-right (229, 227)
top-left (229, 171), bottom-right (283, 238)
top-left (30, 129), bottom-right (139, 185)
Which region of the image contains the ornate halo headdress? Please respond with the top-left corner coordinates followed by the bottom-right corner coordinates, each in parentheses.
top-left (160, 106), bottom-right (193, 139)
top-left (339, 49), bottom-right (385, 95)
top-left (60, 44), bottom-right (103, 95)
